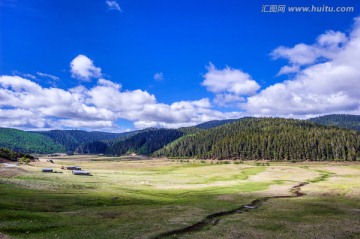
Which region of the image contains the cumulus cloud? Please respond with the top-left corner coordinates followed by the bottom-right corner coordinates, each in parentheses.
top-left (153, 72), bottom-right (164, 81)
top-left (70, 54), bottom-right (102, 81)
top-left (202, 63), bottom-right (260, 95)
top-left (105, 0), bottom-right (121, 12)
top-left (132, 105), bottom-right (244, 129)
top-left (271, 44), bottom-right (318, 66)
top-left (243, 17), bottom-right (360, 117)
top-left (202, 63), bottom-right (260, 107)
top-left (0, 75), bottom-right (241, 130)
top-left (272, 30), bottom-right (348, 76)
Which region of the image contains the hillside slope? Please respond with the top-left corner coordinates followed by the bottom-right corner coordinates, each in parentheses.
top-left (110, 128), bottom-right (184, 156)
top-left (33, 130), bottom-right (126, 152)
top-left (154, 118), bottom-right (360, 161)
top-left (309, 114), bottom-right (360, 131)
top-left (0, 128), bottom-right (64, 153)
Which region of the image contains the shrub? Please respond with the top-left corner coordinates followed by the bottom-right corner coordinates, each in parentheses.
top-left (19, 157), bottom-right (30, 165)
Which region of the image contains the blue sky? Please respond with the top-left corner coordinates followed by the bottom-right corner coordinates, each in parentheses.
top-left (0, 0), bottom-right (359, 131)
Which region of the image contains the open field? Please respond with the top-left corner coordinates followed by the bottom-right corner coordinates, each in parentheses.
top-left (0, 156), bottom-right (359, 239)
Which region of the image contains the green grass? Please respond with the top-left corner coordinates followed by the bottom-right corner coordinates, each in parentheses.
top-left (0, 157), bottom-right (359, 239)
top-left (307, 169), bottom-right (334, 183)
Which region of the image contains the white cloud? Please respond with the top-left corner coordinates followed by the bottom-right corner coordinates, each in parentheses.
top-left (55, 119), bottom-right (114, 128)
top-left (105, 0), bottom-right (121, 12)
top-left (202, 63), bottom-right (260, 95)
top-left (36, 72), bottom-right (60, 81)
top-left (214, 94), bottom-right (245, 107)
top-left (277, 65), bottom-right (300, 76)
top-left (70, 54), bottom-right (102, 81)
top-left (317, 30), bottom-right (348, 47)
top-left (243, 17), bottom-right (360, 117)
top-left (12, 71), bottom-right (36, 79)
top-left (271, 44), bottom-right (318, 66)
top-left (0, 75), bottom-right (241, 130)
top-left (132, 106), bottom-right (244, 129)
top-left (153, 72), bottom-right (164, 81)
top-left (271, 30), bottom-right (349, 76)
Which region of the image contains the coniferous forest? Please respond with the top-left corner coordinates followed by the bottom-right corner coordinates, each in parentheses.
top-left (309, 114), bottom-right (360, 131)
top-left (154, 118), bottom-right (360, 161)
top-left (0, 128), bottom-right (65, 153)
top-left (110, 129), bottom-right (184, 155)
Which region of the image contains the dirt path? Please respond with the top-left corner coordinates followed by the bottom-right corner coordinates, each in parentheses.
top-left (150, 182), bottom-right (309, 239)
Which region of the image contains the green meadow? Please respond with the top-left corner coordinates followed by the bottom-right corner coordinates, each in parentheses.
top-left (0, 156), bottom-right (359, 239)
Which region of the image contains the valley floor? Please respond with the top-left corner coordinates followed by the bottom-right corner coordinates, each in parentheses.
top-left (0, 156), bottom-right (359, 238)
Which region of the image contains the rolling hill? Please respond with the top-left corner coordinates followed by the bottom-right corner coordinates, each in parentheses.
top-left (110, 128), bottom-right (184, 155)
top-left (0, 128), bottom-right (64, 153)
top-left (33, 130), bottom-right (128, 152)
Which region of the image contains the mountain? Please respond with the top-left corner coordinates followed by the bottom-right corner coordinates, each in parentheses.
top-left (110, 128), bottom-right (184, 156)
top-left (74, 141), bottom-right (109, 155)
top-left (74, 129), bottom-right (154, 154)
top-left (2, 115), bottom-right (359, 158)
top-left (0, 128), bottom-right (64, 153)
top-left (153, 118), bottom-right (360, 161)
top-left (33, 130), bottom-right (126, 152)
top-left (106, 120), bottom-right (243, 156)
top-left (309, 114), bottom-right (360, 131)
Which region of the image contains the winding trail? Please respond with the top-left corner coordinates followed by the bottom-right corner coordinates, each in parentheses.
top-left (150, 182), bottom-right (309, 239)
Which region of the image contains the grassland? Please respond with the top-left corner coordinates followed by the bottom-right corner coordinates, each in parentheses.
top-left (0, 156), bottom-right (359, 239)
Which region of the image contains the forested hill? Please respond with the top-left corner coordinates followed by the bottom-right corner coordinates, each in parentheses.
top-left (0, 128), bottom-right (64, 153)
top-left (110, 128), bottom-right (184, 156)
top-left (33, 130), bottom-right (127, 152)
top-left (153, 118), bottom-right (360, 161)
top-left (100, 120), bottom-right (241, 156)
top-left (75, 120), bottom-right (242, 155)
top-left (75, 128), bottom-right (161, 154)
top-left (309, 114), bottom-right (360, 131)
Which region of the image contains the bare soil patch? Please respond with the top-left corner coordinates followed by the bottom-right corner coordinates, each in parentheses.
top-left (0, 167), bottom-right (28, 178)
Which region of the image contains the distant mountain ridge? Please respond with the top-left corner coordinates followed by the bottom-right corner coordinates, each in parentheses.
top-left (195, 119), bottom-right (240, 129)
top-left (308, 114), bottom-right (360, 131)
